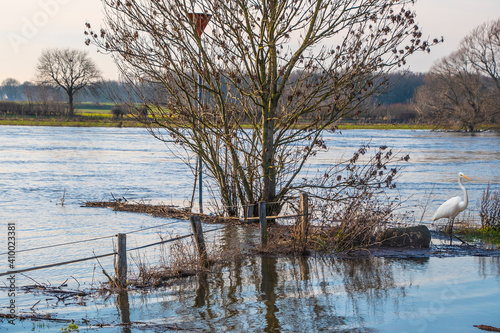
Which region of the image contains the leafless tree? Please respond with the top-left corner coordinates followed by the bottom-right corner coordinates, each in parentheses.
top-left (414, 50), bottom-right (493, 131)
top-left (414, 20), bottom-right (500, 132)
top-left (35, 48), bottom-right (102, 116)
top-left (462, 19), bottom-right (500, 91)
top-left (86, 0), bottom-right (437, 216)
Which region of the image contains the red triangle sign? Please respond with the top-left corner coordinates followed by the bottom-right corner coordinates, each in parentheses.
top-left (188, 13), bottom-right (212, 37)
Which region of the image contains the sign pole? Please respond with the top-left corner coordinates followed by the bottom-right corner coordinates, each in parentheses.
top-left (188, 13), bottom-right (211, 215)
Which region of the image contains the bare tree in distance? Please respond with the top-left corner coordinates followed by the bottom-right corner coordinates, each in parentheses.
top-left (35, 48), bottom-right (102, 116)
top-left (414, 50), bottom-right (491, 131)
top-left (414, 19), bottom-right (500, 131)
top-left (462, 19), bottom-right (500, 90)
top-left (86, 0), bottom-right (438, 216)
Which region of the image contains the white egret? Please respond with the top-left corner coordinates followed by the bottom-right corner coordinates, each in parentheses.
top-left (432, 172), bottom-right (471, 236)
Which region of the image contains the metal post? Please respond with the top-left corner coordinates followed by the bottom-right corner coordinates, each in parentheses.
top-left (116, 233), bottom-right (127, 289)
top-left (198, 154), bottom-right (203, 214)
top-left (300, 193), bottom-right (309, 241)
top-left (259, 201), bottom-right (267, 245)
top-left (188, 12), bottom-right (211, 215)
top-left (300, 193), bottom-right (309, 253)
top-left (198, 55), bottom-right (203, 215)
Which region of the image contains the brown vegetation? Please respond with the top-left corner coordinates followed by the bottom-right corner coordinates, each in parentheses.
top-left (479, 184), bottom-right (500, 230)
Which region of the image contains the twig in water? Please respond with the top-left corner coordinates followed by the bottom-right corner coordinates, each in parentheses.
top-left (71, 276), bottom-right (81, 290)
top-left (30, 300), bottom-right (41, 313)
top-left (58, 278), bottom-right (69, 288)
top-left (60, 188), bottom-right (66, 206)
top-left (92, 250), bottom-right (116, 289)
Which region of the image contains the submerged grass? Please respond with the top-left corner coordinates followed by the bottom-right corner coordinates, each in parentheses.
top-left (457, 227), bottom-right (500, 248)
top-left (126, 227), bottom-right (244, 289)
top-left (457, 184), bottom-right (500, 247)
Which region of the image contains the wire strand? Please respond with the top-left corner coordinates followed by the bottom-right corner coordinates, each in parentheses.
top-left (0, 234), bottom-right (116, 256)
top-left (0, 220), bottom-right (186, 256)
top-left (0, 227), bottom-right (225, 277)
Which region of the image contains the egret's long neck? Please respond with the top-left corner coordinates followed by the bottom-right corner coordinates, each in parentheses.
top-left (458, 175), bottom-right (468, 208)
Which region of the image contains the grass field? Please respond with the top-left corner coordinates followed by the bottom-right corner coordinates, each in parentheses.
top-left (1, 102), bottom-right (498, 130)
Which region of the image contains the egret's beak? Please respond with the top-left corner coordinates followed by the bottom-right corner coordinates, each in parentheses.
top-left (462, 174), bottom-right (471, 180)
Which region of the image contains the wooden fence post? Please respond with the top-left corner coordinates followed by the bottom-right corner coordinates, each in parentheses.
top-left (190, 215), bottom-right (208, 267)
top-left (116, 233), bottom-right (127, 288)
top-left (300, 193), bottom-right (309, 251)
top-left (259, 201), bottom-right (267, 246)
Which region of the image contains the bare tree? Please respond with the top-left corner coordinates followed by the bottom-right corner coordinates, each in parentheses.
top-left (415, 20), bottom-right (500, 131)
top-left (86, 0), bottom-right (437, 216)
top-left (35, 48), bottom-right (102, 116)
top-left (414, 49), bottom-right (493, 131)
top-left (462, 19), bottom-right (500, 91)
top-left (461, 18), bottom-right (500, 122)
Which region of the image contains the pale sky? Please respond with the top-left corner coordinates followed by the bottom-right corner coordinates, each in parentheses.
top-left (1, 0), bottom-right (499, 83)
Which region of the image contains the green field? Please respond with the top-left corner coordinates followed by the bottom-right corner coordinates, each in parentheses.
top-left (1, 102), bottom-right (498, 130)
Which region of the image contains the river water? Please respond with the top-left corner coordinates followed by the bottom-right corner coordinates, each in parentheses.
top-left (0, 126), bottom-right (499, 332)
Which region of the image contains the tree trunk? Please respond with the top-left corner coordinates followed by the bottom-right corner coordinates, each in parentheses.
top-left (262, 114), bottom-right (276, 203)
top-left (261, 102), bottom-right (280, 217)
top-left (68, 92), bottom-right (74, 117)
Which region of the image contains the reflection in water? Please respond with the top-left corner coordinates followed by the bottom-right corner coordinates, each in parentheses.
top-left (2, 127), bottom-right (498, 332)
top-left (195, 272), bottom-right (209, 307)
top-left (299, 256), bottom-right (310, 281)
top-left (116, 290), bottom-right (131, 333)
top-left (260, 256), bottom-right (281, 332)
top-left (153, 254), bottom-right (414, 331)
top-left (477, 257), bottom-right (500, 282)
top-left (104, 254), bottom-right (500, 332)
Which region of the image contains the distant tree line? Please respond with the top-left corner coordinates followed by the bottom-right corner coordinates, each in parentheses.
top-left (0, 77), bottom-right (143, 117)
top-left (0, 72), bottom-right (425, 117)
top-left (2, 19), bottom-right (499, 131)
top-left (0, 78), bottom-right (143, 104)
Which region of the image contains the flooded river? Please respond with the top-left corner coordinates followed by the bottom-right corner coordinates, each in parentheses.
top-left (0, 126), bottom-right (499, 332)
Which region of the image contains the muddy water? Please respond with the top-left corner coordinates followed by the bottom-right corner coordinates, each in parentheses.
top-left (0, 126), bottom-right (499, 332)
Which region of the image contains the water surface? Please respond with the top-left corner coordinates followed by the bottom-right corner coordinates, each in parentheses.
top-left (0, 126), bottom-right (499, 332)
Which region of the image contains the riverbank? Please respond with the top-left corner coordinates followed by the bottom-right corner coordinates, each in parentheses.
top-left (2, 116), bottom-right (499, 131)
top-left (1, 115), bottom-right (424, 129)
top-left (0, 116), bottom-right (143, 127)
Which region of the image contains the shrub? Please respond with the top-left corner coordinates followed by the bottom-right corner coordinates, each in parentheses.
top-left (111, 104), bottom-right (125, 119)
top-left (479, 184), bottom-right (500, 230)
top-left (303, 144), bottom-right (408, 252)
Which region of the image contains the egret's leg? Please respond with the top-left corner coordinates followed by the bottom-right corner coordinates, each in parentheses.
top-left (446, 219), bottom-right (453, 234)
top-left (448, 218), bottom-right (455, 244)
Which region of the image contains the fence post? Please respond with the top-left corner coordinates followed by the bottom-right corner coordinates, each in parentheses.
top-left (116, 233), bottom-right (127, 289)
top-left (259, 201), bottom-right (267, 246)
top-left (300, 193), bottom-right (309, 251)
top-left (190, 215), bottom-right (208, 267)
